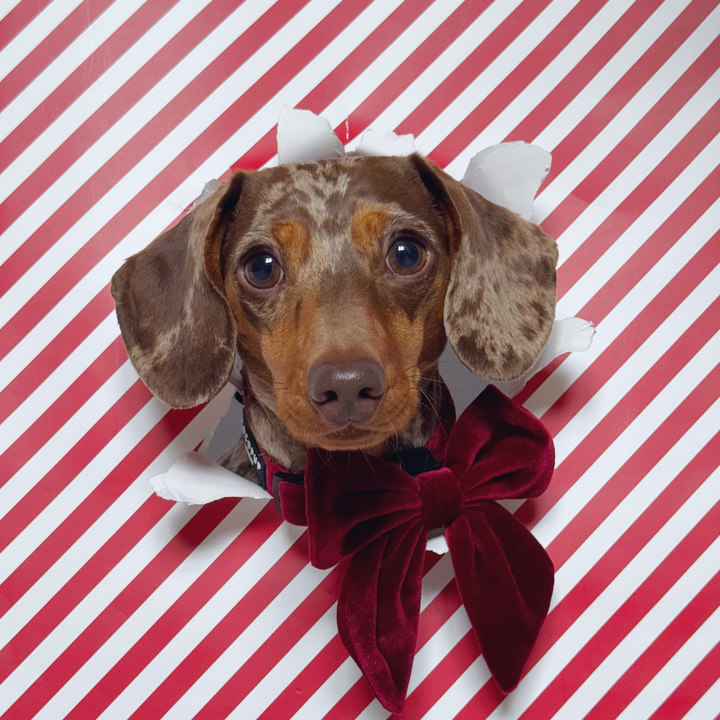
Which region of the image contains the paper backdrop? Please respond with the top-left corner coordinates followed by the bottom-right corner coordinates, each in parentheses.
top-left (1, 2), bottom-right (719, 719)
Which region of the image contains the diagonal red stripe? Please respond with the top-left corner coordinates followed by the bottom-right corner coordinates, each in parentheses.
top-left (581, 570), bottom-right (720, 720)
top-left (546, 96), bottom-right (720, 270)
top-left (0, 285), bottom-right (116, 427)
top-left (0, 400), bottom-right (202, 618)
top-left (509, 0), bottom-right (716, 154)
top-left (516, 243), bottom-right (720, 530)
top-left (396, 0), bottom-right (556, 138)
top-left (0, 0), bottom-right (314, 302)
top-left (2, 498), bottom-right (244, 720)
top-left (453, 426), bottom-right (720, 719)
top-left (0, 379), bottom-right (153, 556)
top-left (0, 0), bottom-right (54, 54)
top-left (0, 0), bottom-right (116, 113)
top-left (646, 637), bottom-right (720, 719)
top-left (0, 337), bottom-right (127, 488)
top-left (0, 0), bottom-right (245, 226)
top-left (428, 0), bottom-right (611, 167)
top-left (331, 0), bottom-right (494, 142)
top-left (518, 505), bottom-right (720, 720)
top-left (63, 502), bottom-right (284, 720)
top-left (542, 0), bottom-right (720, 188)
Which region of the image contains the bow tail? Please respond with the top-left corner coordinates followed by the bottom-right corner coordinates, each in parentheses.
top-left (336, 523), bottom-right (427, 714)
top-left (446, 502), bottom-right (554, 693)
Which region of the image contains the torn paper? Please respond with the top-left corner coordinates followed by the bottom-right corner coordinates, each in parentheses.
top-left (152, 107), bottom-right (594, 558)
top-left (277, 105), bottom-right (345, 164)
top-left (151, 451), bottom-right (270, 504)
top-left (462, 142), bottom-right (551, 221)
top-left (355, 129), bottom-right (416, 157)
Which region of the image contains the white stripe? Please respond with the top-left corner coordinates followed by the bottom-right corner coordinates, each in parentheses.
top-left (484, 466), bottom-right (720, 720)
top-left (422, 655), bottom-right (487, 719)
top-left (0, 0), bottom-right (216, 205)
top-left (231, 558), bottom-right (455, 720)
top-left (444, 0), bottom-right (704, 178)
top-left (230, 606), bottom-right (340, 719)
top-left (0, 0), bottom-right (284, 263)
top-left (0, 317), bottom-right (121, 456)
top-left (352, 606), bottom-right (480, 720)
top-left (317, 0), bottom-right (487, 131)
top-left (0, 361), bottom-right (152, 528)
top-left (687, 674), bottom-right (720, 719)
top-left (0, 0), bottom-right (148, 141)
top-left (539, 69), bottom-right (720, 259)
top-left (0, 0), bottom-right (85, 83)
top-left (0, 496), bottom-right (269, 714)
top-left (534, 6), bottom-right (720, 158)
top-left (37, 510), bottom-right (300, 720)
top-left (0, 384), bottom-right (231, 587)
top-left (593, 600), bottom-right (720, 720)
top-left (0, 397), bottom-right (237, 668)
top-left (341, 0), bottom-right (545, 153)
top-left (156, 560), bottom-right (331, 720)
top-left (286, 556), bottom-right (459, 720)
top-left (547, 300), bottom-right (720, 492)
top-left (557, 173), bottom-right (720, 319)
top-left (416, 0), bottom-right (609, 155)
top-left (527, 232), bottom-right (720, 422)
top-left (552, 392), bottom-right (720, 598)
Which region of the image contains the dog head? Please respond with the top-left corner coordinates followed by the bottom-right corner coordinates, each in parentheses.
top-left (111, 155), bottom-right (557, 451)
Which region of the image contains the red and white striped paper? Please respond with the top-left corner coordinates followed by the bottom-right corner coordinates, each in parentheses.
top-left (1, 0), bottom-right (719, 718)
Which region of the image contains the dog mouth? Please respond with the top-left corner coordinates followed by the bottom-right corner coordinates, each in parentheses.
top-left (325, 425), bottom-right (374, 442)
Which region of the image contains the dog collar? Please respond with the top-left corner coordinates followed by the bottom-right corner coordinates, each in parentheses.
top-left (236, 380), bottom-right (457, 525)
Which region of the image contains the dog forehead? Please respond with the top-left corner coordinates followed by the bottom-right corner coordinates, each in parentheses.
top-left (244, 157), bottom-right (438, 261)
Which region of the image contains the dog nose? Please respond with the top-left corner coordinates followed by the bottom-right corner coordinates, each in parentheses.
top-left (308, 359), bottom-right (386, 426)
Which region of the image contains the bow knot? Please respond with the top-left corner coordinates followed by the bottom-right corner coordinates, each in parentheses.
top-left (305, 386), bottom-right (555, 714)
top-left (417, 466), bottom-right (461, 530)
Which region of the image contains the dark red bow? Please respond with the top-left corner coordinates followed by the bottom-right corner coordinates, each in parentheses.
top-left (304, 386), bottom-right (555, 714)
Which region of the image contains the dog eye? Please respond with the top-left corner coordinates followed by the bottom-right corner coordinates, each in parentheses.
top-left (244, 252), bottom-right (284, 288)
top-left (386, 238), bottom-right (426, 275)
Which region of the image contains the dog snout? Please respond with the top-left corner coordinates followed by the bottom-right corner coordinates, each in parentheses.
top-left (308, 359), bottom-right (386, 426)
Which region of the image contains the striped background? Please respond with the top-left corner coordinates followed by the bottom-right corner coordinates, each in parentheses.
top-left (1, 0), bottom-right (719, 717)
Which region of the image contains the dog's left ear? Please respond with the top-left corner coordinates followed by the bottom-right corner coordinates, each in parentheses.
top-left (409, 154), bottom-right (558, 381)
top-left (111, 174), bottom-right (245, 408)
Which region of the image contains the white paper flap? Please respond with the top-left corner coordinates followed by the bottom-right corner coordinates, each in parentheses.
top-left (150, 451), bottom-right (270, 505)
top-left (462, 141), bottom-right (551, 221)
top-left (277, 106), bottom-right (345, 164)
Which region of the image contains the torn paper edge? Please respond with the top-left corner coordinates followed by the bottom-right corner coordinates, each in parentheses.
top-left (149, 107), bottom-right (596, 556)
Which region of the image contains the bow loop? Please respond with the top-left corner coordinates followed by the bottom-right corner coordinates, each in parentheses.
top-left (447, 502), bottom-right (554, 693)
top-left (447, 385), bottom-right (554, 504)
top-left (417, 467), bottom-right (461, 530)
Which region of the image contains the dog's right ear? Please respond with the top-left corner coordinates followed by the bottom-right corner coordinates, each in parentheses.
top-left (111, 174), bottom-right (245, 409)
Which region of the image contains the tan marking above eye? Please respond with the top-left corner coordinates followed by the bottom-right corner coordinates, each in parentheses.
top-left (272, 218), bottom-right (310, 268)
top-left (351, 205), bottom-right (392, 255)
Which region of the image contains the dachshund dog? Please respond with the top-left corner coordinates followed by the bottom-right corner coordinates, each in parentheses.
top-left (111, 155), bottom-right (558, 478)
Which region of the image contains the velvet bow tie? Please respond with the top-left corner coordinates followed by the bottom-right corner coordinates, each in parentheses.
top-left (302, 385), bottom-right (555, 714)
